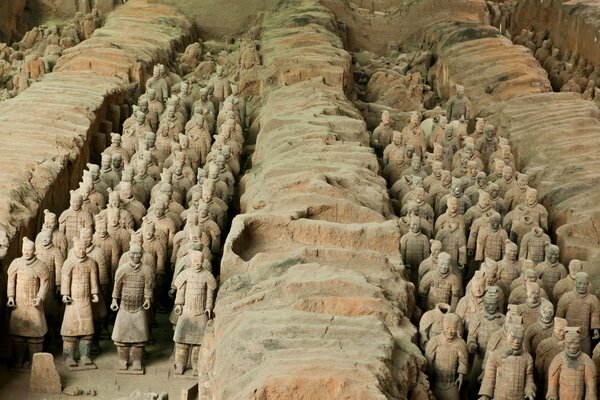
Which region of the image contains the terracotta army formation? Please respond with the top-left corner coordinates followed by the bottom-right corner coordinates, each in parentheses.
top-left (5, 12), bottom-right (600, 399)
top-left (358, 65), bottom-right (600, 399)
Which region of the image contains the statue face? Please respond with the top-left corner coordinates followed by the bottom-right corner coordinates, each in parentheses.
top-left (507, 332), bottom-right (523, 351)
top-left (75, 243), bottom-right (87, 259)
top-left (540, 304), bottom-right (553, 323)
top-left (526, 287), bottom-right (540, 304)
top-left (547, 249), bottom-right (559, 264)
top-left (71, 197), bottom-right (82, 211)
top-left (82, 231), bottom-right (93, 247)
top-left (517, 176), bottom-right (529, 189)
top-left (130, 249), bottom-right (142, 264)
top-left (566, 337), bottom-right (580, 355)
top-left (40, 231), bottom-right (53, 246)
top-left (502, 168), bottom-right (513, 180)
top-left (137, 113), bottom-right (145, 125)
top-left (409, 220), bottom-right (420, 233)
top-left (23, 243), bottom-right (35, 259)
top-left (192, 254), bottom-right (203, 271)
top-left (490, 217), bottom-right (501, 230)
top-left (554, 324), bottom-right (565, 340)
top-left (484, 297), bottom-right (498, 314)
top-left (96, 221), bottom-right (107, 236)
top-left (112, 157), bottom-right (122, 169)
top-left (472, 279), bottom-right (485, 297)
top-left (447, 198), bottom-right (458, 213)
top-left (438, 258), bottom-right (450, 274)
top-left (154, 204), bottom-right (165, 218)
top-left (526, 192), bottom-right (536, 206)
top-left (506, 247), bottom-right (517, 261)
top-left (576, 277), bottom-right (589, 294)
top-left (443, 319), bottom-right (458, 340)
top-left (431, 245), bottom-right (442, 258)
top-left (406, 147), bottom-right (415, 158)
top-left (113, 136), bottom-right (121, 147)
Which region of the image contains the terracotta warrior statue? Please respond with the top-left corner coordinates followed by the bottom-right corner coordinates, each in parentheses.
top-left (61, 237), bottom-right (100, 369)
top-left (419, 302), bottom-right (453, 350)
top-left (535, 317), bottom-right (567, 395)
top-left (110, 242), bottom-right (153, 374)
top-left (400, 216), bottom-right (431, 283)
top-left (445, 84), bottom-right (472, 122)
top-left (419, 252), bottom-right (461, 312)
top-left (547, 327), bottom-right (597, 400)
top-left (535, 244), bottom-right (567, 304)
top-left (172, 249), bottom-right (217, 375)
top-left (479, 324), bottom-right (536, 400)
top-left (523, 300), bottom-right (554, 354)
top-left (556, 272), bottom-right (600, 355)
top-left (554, 260), bottom-right (592, 301)
top-left (7, 238), bottom-right (49, 368)
top-left (59, 190), bottom-right (94, 251)
top-left (425, 312), bottom-right (468, 400)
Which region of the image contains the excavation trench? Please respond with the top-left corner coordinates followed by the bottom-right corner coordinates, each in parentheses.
top-left (199, 1), bottom-right (427, 398)
top-left (0, 0), bottom-right (193, 351)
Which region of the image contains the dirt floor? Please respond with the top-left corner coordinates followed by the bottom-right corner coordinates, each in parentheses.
top-left (0, 315), bottom-right (194, 400)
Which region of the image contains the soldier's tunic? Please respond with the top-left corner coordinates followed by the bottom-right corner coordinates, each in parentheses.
top-left (111, 262), bottom-right (153, 344)
top-left (557, 291), bottom-right (600, 355)
top-left (59, 208), bottom-right (93, 250)
top-left (61, 257), bottom-right (99, 337)
top-left (7, 258), bottom-right (49, 338)
top-left (547, 351), bottom-right (597, 400)
top-left (419, 270), bottom-right (461, 312)
top-left (479, 347), bottom-right (536, 400)
top-left (425, 334), bottom-right (468, 400)
top-left (173, 268), bottom-right (217, 345)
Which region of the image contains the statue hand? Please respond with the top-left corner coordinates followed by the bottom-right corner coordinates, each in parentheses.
top-left (205, 309), bottom-right (213, 319)
top-left (143, 299), bottom-right (151, 310)
top-left (478, 397), bottom-right (490, 400)
top-left (467, 249), bottom-right (474, 257)
top-left (91, 293), bottom-right (99, 303)
top-left (7, 297), bottom-right (15, 308)
top-left (468, 342), bottom-right (478, 354)
top-left (62, 295), bottom-right (72, 304)
top-left (593, 329), bottom-right (600, 340)
top-left (455, 374), bottom-right (463, 391)
top-left (110, 298), bottom-right (119, 312)
top-left (31, 297), bottom-right (42, 308)
top-left (168, 288), bottom-right (176, 298)
top-left (525, 393), bottom-right (535, 400)
top-left (174, 304), bottom-right (182, 314)
top-left (55, 286), bottom-right (61, 295)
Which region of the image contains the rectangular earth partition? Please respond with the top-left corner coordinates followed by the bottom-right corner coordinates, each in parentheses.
top-left (198, 1), bottom-right (428, 399)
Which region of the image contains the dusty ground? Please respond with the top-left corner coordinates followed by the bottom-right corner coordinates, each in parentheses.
top-left (0, 315), bottom-right (194, 400)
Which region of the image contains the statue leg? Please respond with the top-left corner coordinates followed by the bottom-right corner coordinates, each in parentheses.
top-left (191, 345), bottom-right (201, 376)
top-left (174, 343), bottom-right (190, 375)
top-left (131, 344), bottom-right (144, 371)
top-left (63, 336), bottom-right (78, 367)
top-left (12, 336), bottom-right (26, 368)
top-left (28, 336), bottom-right (44, 364)
top-left (115, 342), bottom-right (129, 370)
top-left (79, 335), bottom-right (94, 365)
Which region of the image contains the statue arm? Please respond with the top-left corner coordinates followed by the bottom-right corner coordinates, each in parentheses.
top-left (478, 352), bottom-right (497, 398)
top-left (6, 262), bottom-right (18, 298)
top-left (524, 354), bottom-right (536, 398)
top-left (546, 357), bottom-right (562, 399)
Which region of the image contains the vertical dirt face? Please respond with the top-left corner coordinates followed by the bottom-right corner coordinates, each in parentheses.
top-left (0, 0), bottom-right (192, 347)
top-left (199, 1), bottom-right (427, 399)
top-left (0, 0), bottom-right (28, 43)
